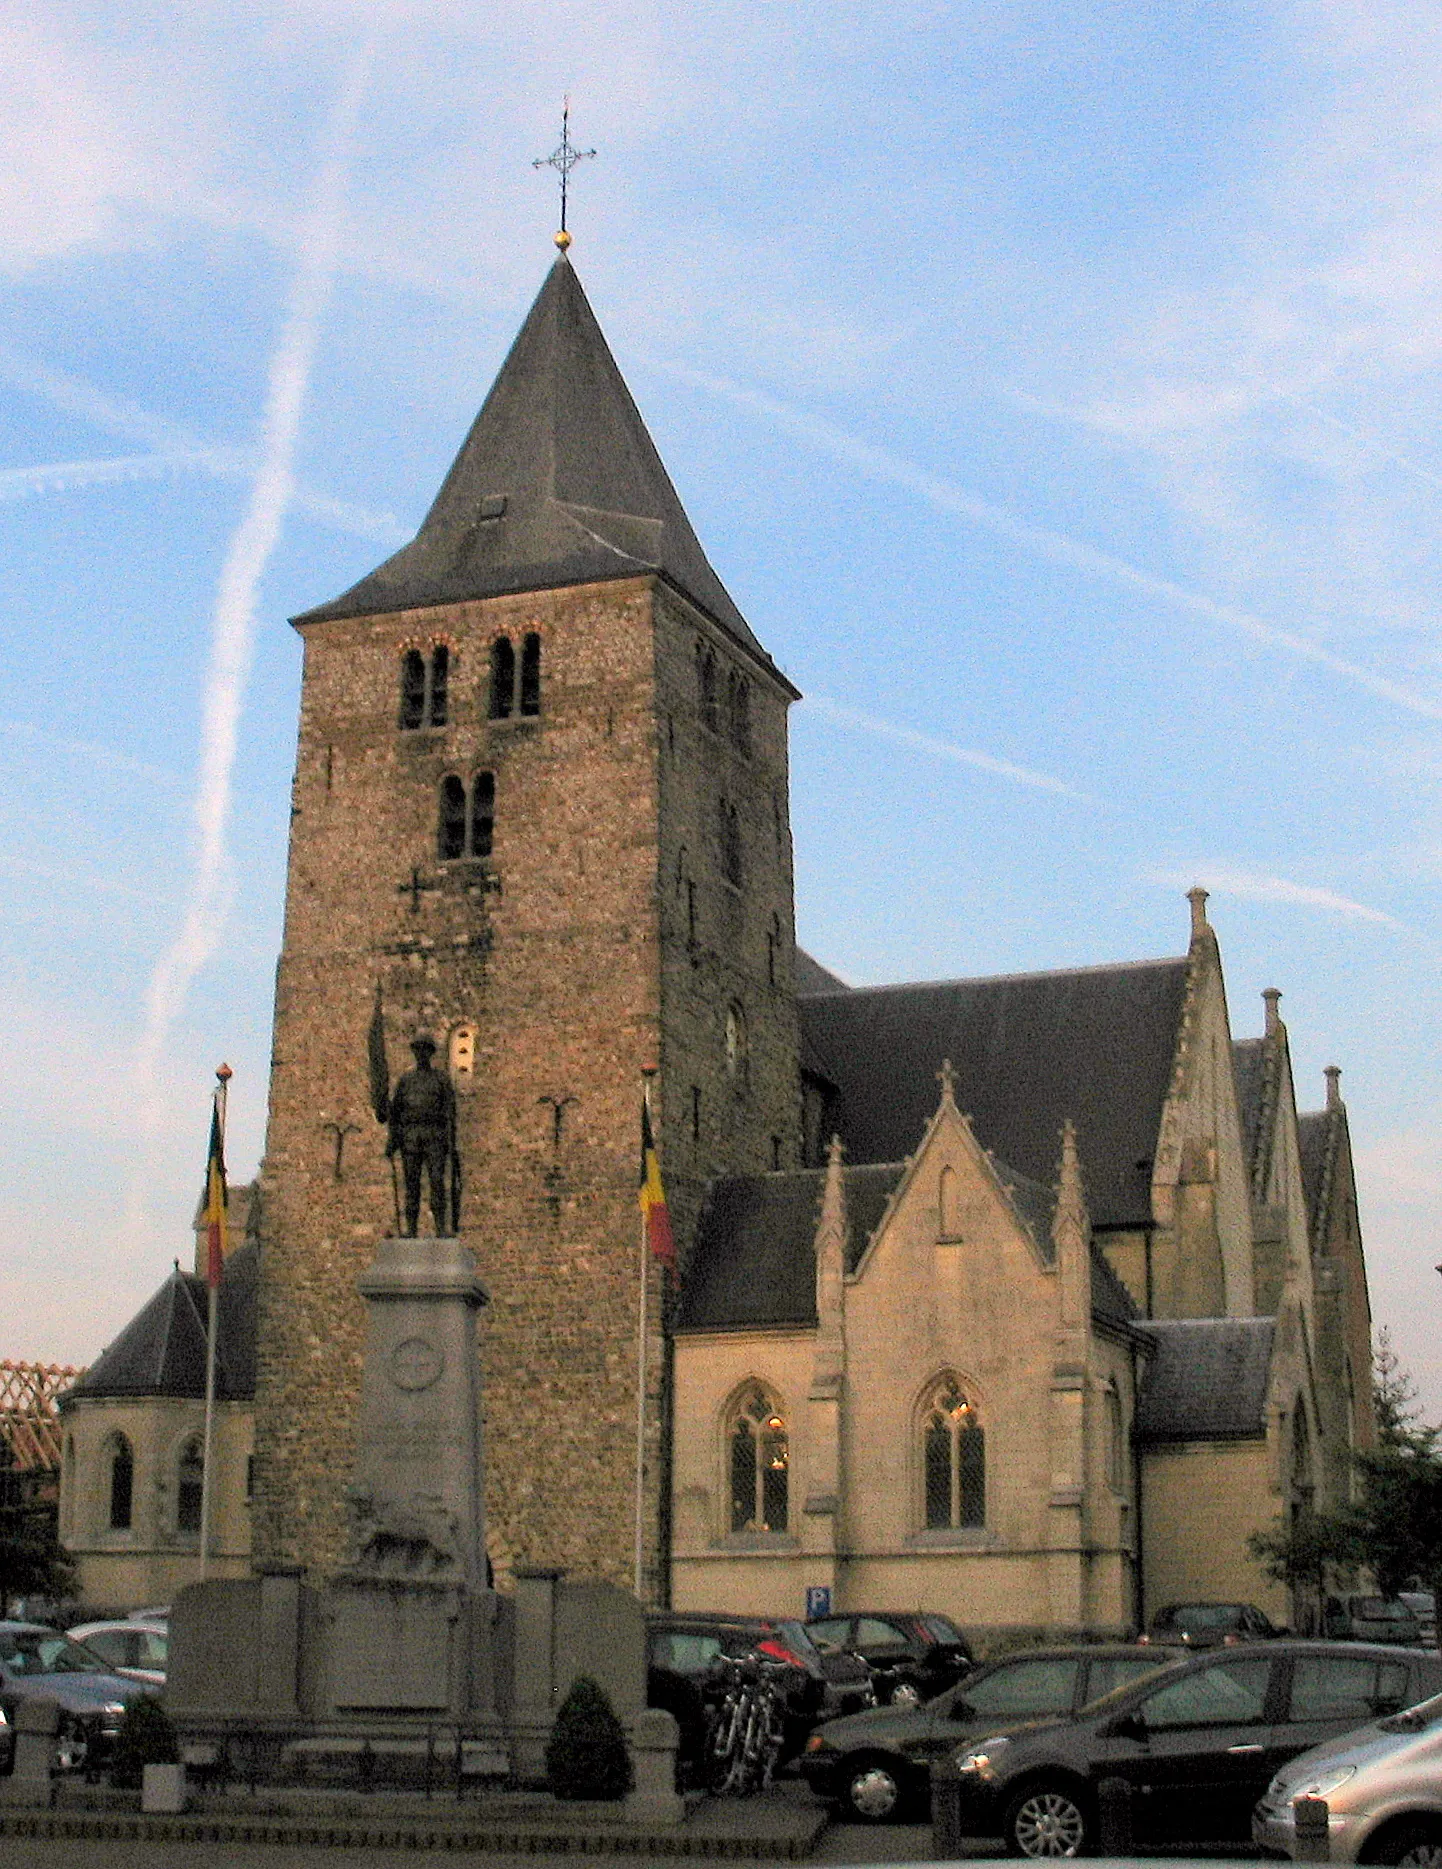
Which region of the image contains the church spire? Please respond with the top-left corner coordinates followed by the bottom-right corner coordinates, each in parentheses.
top-left (296, 260), bottom-right (793, 691)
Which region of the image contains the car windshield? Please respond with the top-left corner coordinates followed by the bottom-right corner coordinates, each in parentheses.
top-left (1354, 1599), bottom-right (1411, 1621)
top-left (1380, 1692), bottom-right (1442, 1734)
top-left (0, 1629), bottom-right (108, 1676)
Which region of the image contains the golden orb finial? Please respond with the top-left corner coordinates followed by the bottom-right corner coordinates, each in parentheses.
top-left (554, 228), bottom-right (572, 251)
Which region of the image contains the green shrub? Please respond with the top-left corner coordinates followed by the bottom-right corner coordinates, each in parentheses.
top-left (545, 1674), bottom-right (633, 1801)
top-left (109, 1695), bottom-right (178, 1789)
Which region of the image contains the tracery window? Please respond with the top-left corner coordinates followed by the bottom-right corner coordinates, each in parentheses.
top-left (177, 1437), bottom-right (204, 1536)
top-left (728, 1384), bottom-right (788, 1533)
top-left (107, 1434), bottom-right (134, 1532)
top-left (399, 646), bottom-right (450, 729)
top-left (922, 1376), bottom-right (985, 1530)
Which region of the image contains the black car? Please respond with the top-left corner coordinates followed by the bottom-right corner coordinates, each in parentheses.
top-left (0, 1621), bottom-right (148, 1774)
top-left (1140, 1600), bottom-right (1281, 1648)
top-left (945, 1639), bottom-right (1442, 1858)
top-left (646, 1612), bottom-right (872, 1776)
top-left (806, 1610), bottom-right (975, 1708)
top-left (801, 1642), bottom-right (1175, 1821)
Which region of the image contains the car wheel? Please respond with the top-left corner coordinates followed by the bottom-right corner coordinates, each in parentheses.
top-left (1004, 1781), bottom-right (1091, 1858)
top-left (53, 1716), bottom-right (89, 1774)
top-left (843, 1754), bottom-right (905, 1822)
top-left (1372, 1821), bottom-right (1442, 1867)
top-left (887, 1679), bottom-right (925, 1711)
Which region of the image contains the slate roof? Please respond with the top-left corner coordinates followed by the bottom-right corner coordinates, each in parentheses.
top-left (1232, 1037), bottom-right (1268, 1181)
top-left (794, 950), bottom-right (850, 995)
top-left (63, 1242), bottom-right (257, 1404)
top-left (1132, 1318), bottom-right (1275, 1443)
top-left (677, 1157), bottom-right (1137, 1335)
top-left (798, 957), bottom-right (1191, 1229)
top-left (295, 258), bottom-right (792, 690)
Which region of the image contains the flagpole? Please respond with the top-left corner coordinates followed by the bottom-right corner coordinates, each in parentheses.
top-left (199, 1062), bottom-right (230, 1580)
top-left (634, 1075), bottom-right (654, 1602)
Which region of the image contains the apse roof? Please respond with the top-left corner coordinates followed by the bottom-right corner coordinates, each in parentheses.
top-left (63, 1243), bottom-right (257, 1405)
top-left (798, 957), bottom-right (1190, 1229)
top-left (296, 257), bottom-right (790, 687)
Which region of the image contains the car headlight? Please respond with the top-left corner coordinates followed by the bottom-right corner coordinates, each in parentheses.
top-left (956, 1735), bottom-right (1011, 1778)
top-left (1296, 1765), bottom-right (1356, 1802)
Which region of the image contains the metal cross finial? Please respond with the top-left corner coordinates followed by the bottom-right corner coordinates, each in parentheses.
top-left (532, 96), bottom-right (595, 250)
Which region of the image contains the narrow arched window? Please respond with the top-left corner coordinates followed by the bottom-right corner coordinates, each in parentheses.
top-left (177, 1437), bottom-right (204, 1535)
top-left (399, 650), bottom-right (427, 729)
top-left (719, 798), bottom-right (742, 887)
top-left (729, 671), bottom-right (751, 754)
top-left (923, 1376), bottom-right (984, 1529)
top-left (438, 775), bottom-right (467, 859)
top-left (428, 644), bottom-right (449, 726)
top-left (725, 1002), bottom-right (748, 1084)
top-left (490, 637), bottom-right (516, 719)
top-left (728, 1385), bottom-right (788, 1532)
top-left (471, 771), bottom-right (495, 858)
top-left (520, 632), bottom-right (541, 716)
top-left (108, 1435), bottom-right (134, 1531)
top-left (698, 646), bottom-right (719, 732)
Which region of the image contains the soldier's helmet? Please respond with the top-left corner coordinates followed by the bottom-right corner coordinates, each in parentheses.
top-left (410, 1033), bottom-right (438, 1058)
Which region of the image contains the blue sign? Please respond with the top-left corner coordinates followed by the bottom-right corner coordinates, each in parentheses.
top-left (805, 1585), bottom-right (832, 1619)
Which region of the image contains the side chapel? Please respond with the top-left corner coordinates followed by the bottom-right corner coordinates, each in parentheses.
top-left (58, 251), bottom-right (1374, 1639)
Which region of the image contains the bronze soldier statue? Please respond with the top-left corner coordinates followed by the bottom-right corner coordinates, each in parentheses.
top-left (386, 1034), bottom-right (457, 1236)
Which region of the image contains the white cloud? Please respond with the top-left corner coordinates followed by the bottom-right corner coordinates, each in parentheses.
top-left (1152, 865), bottom-right (1409, 931)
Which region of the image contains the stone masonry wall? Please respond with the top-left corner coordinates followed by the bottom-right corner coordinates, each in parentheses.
top-left (253, 573), bottom-right (799, 1595)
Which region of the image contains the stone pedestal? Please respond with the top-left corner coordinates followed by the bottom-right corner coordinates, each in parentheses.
top-left (325, 1235), bottom-right (495, 1721)
top-left (0, 1696), bottom-right (58, 1805)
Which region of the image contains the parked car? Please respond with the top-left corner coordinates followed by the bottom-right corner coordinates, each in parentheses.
top-left (945, 1639), bottom-right (1442, 1857)
top-left (645, 1612), bottom-right (872, 1775)
top-left (1401, 1593), bottom-right (1437, 1647)
top-left (1254, 1686), bottom-right (1442, 1863)
top-left (67, 1620), bottom-right (168, 1688)
top-left (0, 1621), bottom-right (148, 1773)
top-left (1323, 1594), bottom-right (1426, 1647)
top-left (805, 1611), bottom-right (974, 1708)
top-left (1140, 1600), bottom-right (1283, 1648)
top-left (801, 1641), bottom-right (1176, 1821)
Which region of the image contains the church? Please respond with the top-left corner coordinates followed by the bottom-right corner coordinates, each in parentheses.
top-left (56, 249), bottom-right (1374, 1644)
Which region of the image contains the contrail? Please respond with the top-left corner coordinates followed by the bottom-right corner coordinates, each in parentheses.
top-left (0, 449), bottom-right (246, 503)
top-left (133, 50), bottom-right (373, 1120)
top-left (1153, 866), bottom-right (1409, 932)
top-left (659, 363), bottom-right (1442, 724)
top-left (803, 694), bottom-right (1093, 802)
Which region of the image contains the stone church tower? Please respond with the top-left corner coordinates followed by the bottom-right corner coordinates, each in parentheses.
top-left (252, 254), bottom-right (801, 1593)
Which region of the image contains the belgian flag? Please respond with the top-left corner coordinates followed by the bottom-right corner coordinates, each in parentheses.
top-left (203, 1099), bottom-right (228, 1289)
top-left (639, 1097), bottom-right (677, 1285)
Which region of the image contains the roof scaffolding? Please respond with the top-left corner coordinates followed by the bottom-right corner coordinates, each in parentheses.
top-left (0, 1361), bottom-right (83, 1470)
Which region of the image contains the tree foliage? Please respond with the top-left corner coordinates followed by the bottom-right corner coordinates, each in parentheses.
top-left (1351, 1333), bottom-right (1442, 1609)
top-left (0, 1450), bottom-right (75, 1615)
top-left (1248, 1511), bottom-right (1361, 1604)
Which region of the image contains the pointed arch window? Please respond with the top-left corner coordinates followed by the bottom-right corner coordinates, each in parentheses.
top-left (728, 1384), bottom-right (788, 1533)
top-left (490, 637), bottom-right (516, 719)
top-left (719, 798), bottom-right (742, 888)
top-left (107, 1435), bottom-right (134, 1531)
top-left (728, 670), bottom-right (751, 755)
top-left (177, 1436), bottom-right (204, 1535)
top-left (922, 1376), bottom-right (985, 1530)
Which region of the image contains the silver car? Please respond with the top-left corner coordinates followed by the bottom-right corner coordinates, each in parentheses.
top-left (1254, 1690), bottom-right (1442, 1864)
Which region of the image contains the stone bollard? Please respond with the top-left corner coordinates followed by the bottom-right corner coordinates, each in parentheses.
top-left (930, 1756), bottom-right (963, 1860)
top-left (142, 1761), bottom-right (188, 1813)
top-left (0, 1697), bottom-right (60, 1805)
top-left (1097, 1774), bottom-right (1134, 1855)
top-left (1295, 1795), bottom-right (1331, 1862)
top-left (624, 1708), bottom-right (683, 1825)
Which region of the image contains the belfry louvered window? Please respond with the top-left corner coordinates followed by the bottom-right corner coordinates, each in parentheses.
top-left (490, 637), bottom-right (516, 718)
top-left (400, 646), bottom-right (449, 728)
top-left (438, 773), bottom-right (496, 861)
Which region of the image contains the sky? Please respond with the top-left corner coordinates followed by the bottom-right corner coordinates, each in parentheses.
top-left (4, 0), bottom-right (1442, 1421)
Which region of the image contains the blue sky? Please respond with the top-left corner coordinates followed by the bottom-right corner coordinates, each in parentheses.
top-left (5, 0), bottom-right (1442, 1419)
